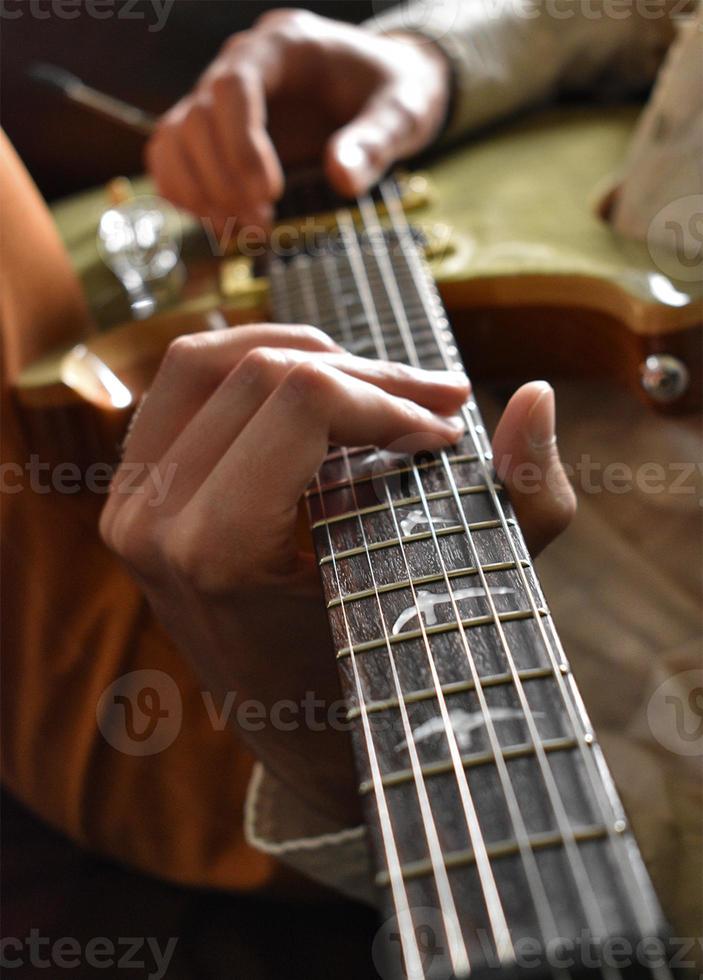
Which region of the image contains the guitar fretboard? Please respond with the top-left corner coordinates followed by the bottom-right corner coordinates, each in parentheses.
top-left (268, 182), bottom-right (670, 980)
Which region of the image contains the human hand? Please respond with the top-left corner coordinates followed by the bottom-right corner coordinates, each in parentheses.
top-left (100, 325), bottom-right (574, 826)
top-left (146, 10), bottom-right (451, 231)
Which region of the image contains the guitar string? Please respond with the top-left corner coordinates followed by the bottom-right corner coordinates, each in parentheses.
top-left (313, 239), bottom-right (525, 970)
top-left (306, 203), bottom-right (579, 978)
top-left (280, 195), bottom-right (660, 980)
top-left (355, 190), bottom-right (583, 976)
top-left (270, 183), bottom-right (668, 980)
top-left (371, 183), bottom-right (629, 980)
top-left (379, 178), bottom-right (672, 980)
top-left (268, 260), bottom-right (426, 980)
top-left (354, 192), bottom-right (622, 976)
top-left (351, 194), bottom-right (584, 980)
top-left (292, 253), bottom-right (472, 978)
top-left (379, 174), bottom-right (667, 906)
top-left (328, 209), bottom-right (516, 965)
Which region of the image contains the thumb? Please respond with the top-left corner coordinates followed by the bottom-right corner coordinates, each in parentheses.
top-left (325, 85), bottom-right (430, 198)
top-left (492, 382), bottom-right (576, 557)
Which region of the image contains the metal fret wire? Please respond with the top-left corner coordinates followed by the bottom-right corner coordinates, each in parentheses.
top-left (351, 196), bottom-right (573, 980)
top-left (322, 251), bottom-right (355, 349)
top-left (269, 181), bottom-right (670, 980)
top-left (336, 191), bottom-right (629, 980)
top-left (313, 238), bottom-right (504, 969)
top-left (354, 193), bottom-right (615, 970)
top-left (293, 255), bottom-right (472, 978)
top-left (285, 205), bottom-right (591, 978)
top-left (379, 180), bottom-right (671, 980)
top-left (269, 262), bottom-right (426, 980)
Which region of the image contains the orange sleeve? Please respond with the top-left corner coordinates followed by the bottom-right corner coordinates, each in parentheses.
top-left (0, 129), bottom-right (275, 891)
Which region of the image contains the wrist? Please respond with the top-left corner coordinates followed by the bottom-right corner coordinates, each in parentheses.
top-left (387, 31), bottom-right (455, 144)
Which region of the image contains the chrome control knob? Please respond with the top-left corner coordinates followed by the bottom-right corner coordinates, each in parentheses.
top-left (640, 354), bottom-right (690, 403)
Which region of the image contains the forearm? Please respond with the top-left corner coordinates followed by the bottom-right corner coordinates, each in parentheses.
top-left (368, 0), bottom-right (681, 141)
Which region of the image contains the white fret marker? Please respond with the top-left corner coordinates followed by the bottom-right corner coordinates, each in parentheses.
top-left (392, 588), bottom-right (514, 635)
top-left (397, 708), bottom-right (541, 753)
top-left (400, 509), bottom-right (455, 535)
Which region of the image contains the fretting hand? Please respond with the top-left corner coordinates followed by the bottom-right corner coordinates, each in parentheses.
top-left (100, 325), bottom-right (575, 828)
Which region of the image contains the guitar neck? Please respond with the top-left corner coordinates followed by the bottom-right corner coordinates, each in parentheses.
top-left (268, 180), bottom-right (672, 980)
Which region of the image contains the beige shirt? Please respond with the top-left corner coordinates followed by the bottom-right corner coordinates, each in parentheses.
top-left (372, 0), bottom-right (702, 248)
top-left (371, 0), bottom-right (678, 137)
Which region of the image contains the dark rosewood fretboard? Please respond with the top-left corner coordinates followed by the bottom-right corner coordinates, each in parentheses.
top-left (268, 180), bottom-right (673, 980)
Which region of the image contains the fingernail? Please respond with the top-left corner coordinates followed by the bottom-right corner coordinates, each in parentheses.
top-left (425, 370), bottom-right (469, 388)
top-left (336, 142), bottom-right (367, 175)
top-left (527, 382), bottom-right (556, 450)
top-left (445, 415), bottom-right (466, 437)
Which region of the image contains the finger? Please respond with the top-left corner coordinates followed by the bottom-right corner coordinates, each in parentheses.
top-left (140, 349), bottom-right (469, 511)
top-left (147, 114), bottom-right (214, 218)
top-left (325, 82), bottom-right (434, 197)
top-left (171, 96), bottom-right (241, 217)
top-left (148, 97), bottom-right (265, 228)
top-left (285, 352), bottom-right (469, 413)
top-left (120, 325), bottom-right (342, 469)
top-left (206, 66), bottom-right (285, 223)
top-left (492, 381), bottom-right (576, 557)
top-left (180, 360), bottom-right (465, 572)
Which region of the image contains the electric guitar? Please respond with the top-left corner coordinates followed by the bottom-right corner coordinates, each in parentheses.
top-left (263, 176), bottom-right (679, 979)
top-left (14, 107), bottom-right (697, 977)
top-left (17, 105), bottom-right (701, 444)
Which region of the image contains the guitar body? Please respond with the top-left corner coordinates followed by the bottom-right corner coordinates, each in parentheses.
top-left (426, 106), bottom-right (701, 415)
top-left (16, 105), bottom-right (702, 464)
top-left (11, 106), bottom-right (697, 977)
